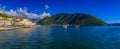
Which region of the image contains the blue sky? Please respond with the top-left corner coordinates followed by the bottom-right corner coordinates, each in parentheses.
top-left (0, 0), bottom-right (120, 23)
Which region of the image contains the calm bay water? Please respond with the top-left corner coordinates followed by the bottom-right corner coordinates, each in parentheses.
top-left (0, 26), bottom-right (120, 49)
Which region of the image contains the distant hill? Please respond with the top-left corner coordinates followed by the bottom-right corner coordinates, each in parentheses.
top-left (0, 13), bottom-right (11, 18)
top-left (37, 13), bottom-right (107, 26)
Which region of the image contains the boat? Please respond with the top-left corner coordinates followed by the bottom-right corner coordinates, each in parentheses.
top-left (63, 25), bottom-right (67, 29)
top-left (23, 26), bottom-right (31, 28)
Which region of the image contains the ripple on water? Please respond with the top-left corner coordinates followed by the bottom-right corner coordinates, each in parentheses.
top-left (0, 26), bottom-right (120, 49)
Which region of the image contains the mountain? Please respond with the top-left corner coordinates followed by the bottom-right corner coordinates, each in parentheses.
top-left (0, 13), bottom-right (11, 18)
top-left (37, 13), bottom-right (107, 26)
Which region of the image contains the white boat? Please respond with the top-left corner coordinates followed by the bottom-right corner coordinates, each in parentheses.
top-left (63, 25), bottom-right (67, 28)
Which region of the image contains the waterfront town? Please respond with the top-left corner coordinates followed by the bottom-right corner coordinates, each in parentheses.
top-left (0, 16), bottom-right (36, 30)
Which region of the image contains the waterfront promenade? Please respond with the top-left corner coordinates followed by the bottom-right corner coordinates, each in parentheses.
top-left (0, 26), bottom-right (21, 31)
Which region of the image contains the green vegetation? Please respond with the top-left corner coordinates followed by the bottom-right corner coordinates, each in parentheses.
top-left (39, 16), bottom-right (55, 25)
top-left (0, 13), bottom-right (11, 18)
top-left (37, 13), bottom-right (107, 26)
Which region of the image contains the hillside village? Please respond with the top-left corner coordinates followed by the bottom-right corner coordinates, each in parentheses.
top-left (0, 13), bottom-right (36, 30)
top-left (0, 17), bottom-right (36, 26)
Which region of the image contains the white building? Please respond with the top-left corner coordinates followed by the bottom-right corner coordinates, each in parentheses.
top-left (17, 18), bottom-right (36, 26)
top-left (0, 17), bottom-right (12, 26)
top-left (0, 17), bottom-right (36, 26)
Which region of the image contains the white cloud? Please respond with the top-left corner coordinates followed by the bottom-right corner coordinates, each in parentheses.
top-left (0, 6), bottom-right (51, 22)
top-left (40, 12), bottom-right (51, 19)
top-left (45, 4), bottom-right (49, 10)
top-left (5, 9), bottom-right (17, 16)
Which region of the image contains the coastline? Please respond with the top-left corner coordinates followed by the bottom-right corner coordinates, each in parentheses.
top-left (0, 25), bottom-right (37, 31)
top-left (0, 26), bottom-right (22, 31)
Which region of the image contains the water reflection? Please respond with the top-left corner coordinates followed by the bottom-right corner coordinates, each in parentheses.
top-left (0, 26), bottom-right (120, 49)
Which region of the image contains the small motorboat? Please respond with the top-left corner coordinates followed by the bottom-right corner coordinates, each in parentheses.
top-left (63, 25), bottom-right (67, 29)
top-left (23, 26), bottom-right (31, 28)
